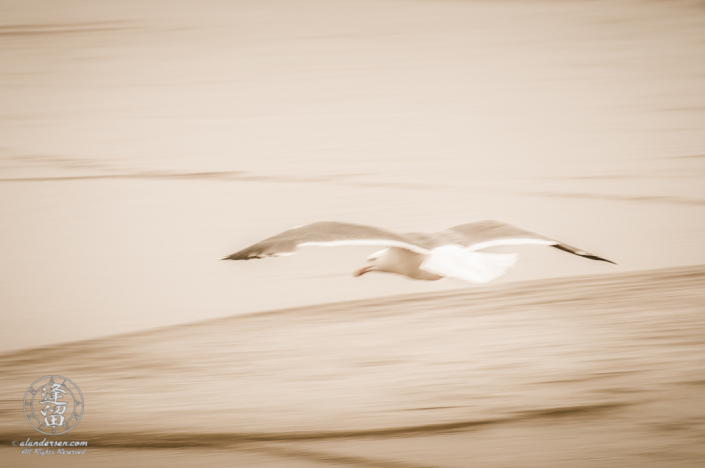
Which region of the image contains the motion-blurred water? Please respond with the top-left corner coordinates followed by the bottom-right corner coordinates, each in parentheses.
top-left (1, 265), bottom-right (704, 467)
top-left (1, 0), bottom-right (704, 353)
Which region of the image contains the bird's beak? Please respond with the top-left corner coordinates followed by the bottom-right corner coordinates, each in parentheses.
top-left (354, 265), bottom-right (373, 277)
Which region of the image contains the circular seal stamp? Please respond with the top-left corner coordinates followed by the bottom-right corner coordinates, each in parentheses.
top-left (23, 376), bottom-right (84, 435)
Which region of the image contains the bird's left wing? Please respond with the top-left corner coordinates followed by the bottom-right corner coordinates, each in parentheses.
top-left (222, 221), bottom-right (430, 260)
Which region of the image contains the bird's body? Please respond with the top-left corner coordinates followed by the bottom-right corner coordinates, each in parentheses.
top-left (222, 220), bottom-right (614, 284)
top-left (360, 247), bottom-right (443, 281)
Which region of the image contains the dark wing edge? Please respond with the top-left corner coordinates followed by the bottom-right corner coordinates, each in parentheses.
top-left (551, 243), bottom-right (616, 264)
top-left (220, 239), bottom-right (298, 260)
top-left (220, 226), bottom-right (303, 261)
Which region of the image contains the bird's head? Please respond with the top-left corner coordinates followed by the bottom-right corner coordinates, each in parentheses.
top-left (353, 249), bottom-right (388, 277)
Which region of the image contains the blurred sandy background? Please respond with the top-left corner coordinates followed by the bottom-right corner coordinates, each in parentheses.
top-left (1, 0), bottom-right (704, 466)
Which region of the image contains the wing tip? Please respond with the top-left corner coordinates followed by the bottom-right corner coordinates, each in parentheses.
top-left (552, 244), bottom-right (616, 264)
top-left (588, 255), bottom-right (617, 265)
top-left (220, 251), bottom-right (256, 260)
top-left (220, 250), bottom-right (295, 261)
top-left (221, 255), bottom-right (262, 261)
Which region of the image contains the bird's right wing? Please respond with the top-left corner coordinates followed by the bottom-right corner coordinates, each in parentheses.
top-left (222, 221), bottom-right (430, 260)
top-left (439, 220), bottom-right (615, 264)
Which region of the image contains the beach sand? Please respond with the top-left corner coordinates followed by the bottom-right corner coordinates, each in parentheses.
top-left (2, 264), bottom-right (704, 467)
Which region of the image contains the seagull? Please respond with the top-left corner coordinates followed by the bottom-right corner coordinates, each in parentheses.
top-left (221, 221), bottom-right (614, 284)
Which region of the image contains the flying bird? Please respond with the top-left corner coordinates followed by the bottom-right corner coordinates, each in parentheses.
top-left (221, 221), bottom-right (614, 284)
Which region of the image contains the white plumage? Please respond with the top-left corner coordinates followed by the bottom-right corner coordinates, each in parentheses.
top-left (421, 246), bottom-right (519, 284)
top-left (222, 220), bottom-right (614, 284)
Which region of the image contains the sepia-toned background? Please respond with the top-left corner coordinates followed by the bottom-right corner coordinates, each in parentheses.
top-left (1, 0), bottom-right (704, 466)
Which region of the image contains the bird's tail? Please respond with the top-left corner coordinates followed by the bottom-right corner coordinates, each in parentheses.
top-left (420, 245), bottom-right (518, 284)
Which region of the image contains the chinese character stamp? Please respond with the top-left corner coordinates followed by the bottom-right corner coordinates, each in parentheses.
top-left (23, 376), bottom-right (84, 435)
